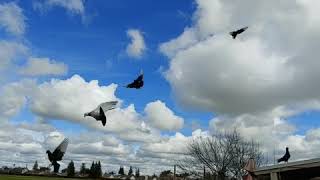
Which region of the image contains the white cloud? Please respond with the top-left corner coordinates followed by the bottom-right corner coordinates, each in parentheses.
top-left (159, 0), bottom-right (320, 163)
top-left (137, 129), bottom-right (208, 161)
top-left (0, 2), bottom-right (26, 36)
top-left (145, 100), bottom-right (184, 131)
top-left (0, 75), bottom-right (161, 143)
top-left (33, 0), bottom-right (87, 22)
top-left (126, 29), bottom-right (146, 59)
top-left (0, 79), bottom-right (36, 120)
top-left (20, 57), bottom-right (68, 76)
top-left (160, 0), bottom-right (320, 116)
top-left (0, 41), bottom-right (27, 71)
top-left (0, 73), bottom-right (190, 174)
top-left (30, 75), bottom-right (119, 123)
top-left (47, 0), bottom-right (85, 15)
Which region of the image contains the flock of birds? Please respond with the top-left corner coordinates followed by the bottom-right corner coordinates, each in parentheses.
top-left (45, 26), bottom-right (291, 173)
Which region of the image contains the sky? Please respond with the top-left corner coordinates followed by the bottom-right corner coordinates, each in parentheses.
top-left (1, 0), bottom-right (320, 175)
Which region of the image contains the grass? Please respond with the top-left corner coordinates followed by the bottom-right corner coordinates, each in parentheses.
top-left (0, 174), bottom-right (83, 180)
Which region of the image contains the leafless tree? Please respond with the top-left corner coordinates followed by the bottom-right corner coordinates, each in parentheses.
top-left (178, 130), bottom-right (264, 180)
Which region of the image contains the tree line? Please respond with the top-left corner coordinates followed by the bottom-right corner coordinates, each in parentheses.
top-left (32, 160), bottom-right (140, 178)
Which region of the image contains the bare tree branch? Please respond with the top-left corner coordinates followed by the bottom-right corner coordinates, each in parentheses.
top-left (179, 129), bottom-right (265, 180)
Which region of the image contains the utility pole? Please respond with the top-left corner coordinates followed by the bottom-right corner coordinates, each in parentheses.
top-left (203, 165), bottom-right (206, 180)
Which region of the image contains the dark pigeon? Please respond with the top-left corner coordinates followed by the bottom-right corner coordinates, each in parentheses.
top-left (277, 147), bottom-right (290, 163)
top-left (46, 138), bottom-right (69, 173)
top-left (125, 70), bottom-right (144, 89)
top-left (84, 101), bottom-right (118, 126)
top-left (230, 26), bottom-right (248, 39)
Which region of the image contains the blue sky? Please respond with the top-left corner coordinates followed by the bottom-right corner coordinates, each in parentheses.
top-left (7, 0), bottom-right (209, 134)
top-left (2, 0), bottom-right (320, 174)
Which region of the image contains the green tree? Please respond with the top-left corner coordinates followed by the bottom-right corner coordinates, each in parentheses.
top-left (90, 161), bottom-right (95, 177)
top-left (118, 166), bottom-right (124, 175)
top-left (80, 163), bottom-right (86, 175)
top-left (67, 160), bottom-right (75, 177)
top-left (32, 161), bottom-right (38, 171)
top-left (128, 166), bottom-right (133, 176)
top-left (96, 161), bottom-right (102, 177)
top-left (135, 168), bottom-right (140, 177)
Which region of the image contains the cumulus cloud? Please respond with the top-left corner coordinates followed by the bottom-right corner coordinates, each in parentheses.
top-left (0, 72), bottom-right (190, 174)
top-left (30, 75), bottom-right (118, 123)
top-left (0, 2), bottom-right (26, 36)
top-left (0, 41), bottom-right (27, 71)
top-left (159, 0), bottom-right (320, 162)
top-left (137, 129), bottom-right (208, 161)
top-left (145, 100), bottom-right (184, 131)
top-left (126, 29), bottom-right (146, 59)
top-left (0, 121), bottom-right (133, 172)
top-left (160, 0), bottom-right (320, 116)
top-left (20, 57), bottom-right (68, 76)
top-left (0, 79), bottom-right (36, 119)
top-left (0, 74), bottom-right (161, 143)
top-left (0, 115), bottom-right (202, 175)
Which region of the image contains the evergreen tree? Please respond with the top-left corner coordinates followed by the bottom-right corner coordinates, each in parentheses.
top-left (135, 168), bottom-right (140, 177)
top-left (128, 166), bottom-right (133, 176)
top-left (118, 166), bottom-right (124, 175)
top-left (67, 160), bottom-right (75, 177)
top-left (93, 162), bottom-right (97, 177)
top-left (97, 161), bottom-right (102, 177)
top-left (33, 161), bottom-right (38, 171)
top-left (80, 163), bottom-right (86, 175)
top-left (90, 161), bottom-right (95, 177)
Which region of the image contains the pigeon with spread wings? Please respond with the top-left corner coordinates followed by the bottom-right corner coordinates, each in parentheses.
top-left (125, 70), bottom-right (144, 89)
top-left (230, 26), bottom-right (248, 39)
top-left (84, 101), bottom-right (118, 126)
top-left (46, 138), bottom-right (69, 173)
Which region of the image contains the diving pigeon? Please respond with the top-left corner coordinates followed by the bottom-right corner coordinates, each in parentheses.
top-left (46, 138), bottom-right (69, 173)
top-left (84, 101), bottom-right (118, 126)
top-left (230, 26), bottom-right (248, 39)
top-left (125, 70), bottom-right (144, 89)
top-left (277, 147), bottom-right (290, 163)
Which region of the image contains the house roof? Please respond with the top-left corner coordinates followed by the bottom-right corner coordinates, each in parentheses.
top-left (255, 158), bottom-right (320, 175)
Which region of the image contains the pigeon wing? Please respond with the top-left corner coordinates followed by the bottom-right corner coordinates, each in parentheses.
top-left (136, 73), bottom-right (143, 82)
top-left (126, 71), bottom-right (143, 88)
top-left (95, 101), bottom-right (118, 112)
top-left (126, 82), bottom-right (135, 88)
top-left (237, 26), bottom-right (248, 34)
top-left (52, 138), bottom-right (69, 161)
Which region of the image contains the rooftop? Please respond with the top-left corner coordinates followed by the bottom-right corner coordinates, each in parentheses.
top-left (255, 158), bottom-right (320, 175)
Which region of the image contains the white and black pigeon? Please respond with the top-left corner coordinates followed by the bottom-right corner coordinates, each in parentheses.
top-left (84, 101), bottom-right (118, 126)
top-left (46, 138), bottom-right (69, 173)
top-left (230, 26), bottom-right (248, 39)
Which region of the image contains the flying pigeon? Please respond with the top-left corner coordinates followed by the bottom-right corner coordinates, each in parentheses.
top-left (277, 147), bottom-right (290, 163)
top-left (84, 101), bottom-right (118, 126)
top-left (229, 26), bottom-right (248, 39)
top-left (46, 138), bottom-right (69, 173)
top-left (125, 70), bottom-right (144, 89)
